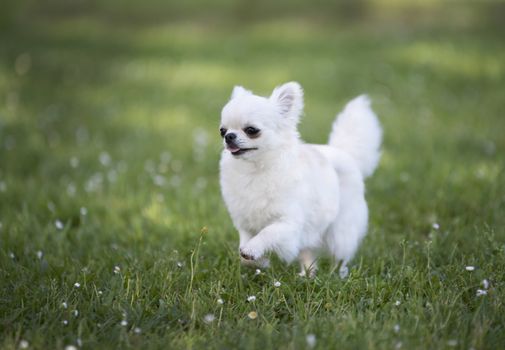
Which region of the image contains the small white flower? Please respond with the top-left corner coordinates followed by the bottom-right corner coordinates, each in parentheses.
top-left (395, 341), bottom-right (403, 349)
top-left (273, 281), bottom-right (281, 288)
top-left (432, 223), bottom-right (440, 230)
top-left (203, 314), bottom-right (215, 324)
top-left (64, 346), bottom-right (77, 350)
top-left (134, 327), bottom-right (142, 334)
top-left (80, 207), bottom-right (88, 216)
top-left (394, 300), bottom-right (401, 306)
top-left (482, 279), bottom-right (489, 289)
top-left (247, 295), bottom-right (256, 302)
top-left (62, 302), bottom-right (68, 309)
top-left (255, 269), bottom-right (261, 275)
top-left (76, 338), bottom-right (82, 347)
top-left (73, 309), bottom-right (79, 317)
top-left (176, 262), bottom-right (183, 268)
top-left (97, 290), bottom-right (103, 296)
top-left (447, 339), bottom-right (458, 347)
top-left (393, 324), bottom-right (400, 333)
top-left (62, 319), bottom-right (68, 326)
top-left (305, 334), bottom-right (316, 348)
top-left (74, 282), bottom-right (81, 288)
top-left (114, 265), bottom-right (121, 274)
top-left (217, 298), bottom-right (224, 305)
top-left (121, 320), bottom-right (128, 326)
top-left (476, 289), bottom-right (487, 296)
top-left (465, 266), bottom-right (475, 271)
top-left (36, 251), bottom-right (43, 259)
top-left (55, 220), bottom-right (64, 230)
top-left (153, 175), bottom-right (166, 187)
top-left (66, 183), bottom-right (76, 196)
top-left (19, 340), bottom-right (29, 349)
top-left (99, 152), bottom-right (111, 166)
top-left (70, 156), bottom-right (79, 168)
top-left (9, 252), bottom-right (15, 259)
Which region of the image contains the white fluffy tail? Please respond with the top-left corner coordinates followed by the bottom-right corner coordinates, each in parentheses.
top-left (328, 95), bottom-right (382, 178)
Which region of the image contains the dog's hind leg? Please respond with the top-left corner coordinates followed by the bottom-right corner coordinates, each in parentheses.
top-left (325, 189), bottom-right (368, 278)
top-left (298, 249), bottom-right (318, 277)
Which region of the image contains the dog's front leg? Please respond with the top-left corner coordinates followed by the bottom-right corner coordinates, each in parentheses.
top-left (238, 229), bottom-right (269, 267)
top-left (240, 222), bottom-right (299, 263)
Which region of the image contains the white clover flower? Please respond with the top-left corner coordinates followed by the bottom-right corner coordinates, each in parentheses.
top-left (273, 281), bottom-right (281, 288)
top-left (55, 220), bottom-right (64, 230)
top-left (306, 334), bottom-right (316, 348)
top-left (393, 324), bottom-right (400, 333)
top-left (432, 223), bottom-right (440, 230)
top-left (482, 279), bottom-right (489, 289)
top-left (62, 319), bottom-right (69, 326)
top-left (476, 289), bottom-right (487, 296)
top-left (80, 207), bottom-right (88, 216)
top-left (465, 266), bottom-right (475, 271)
top-left (76, 338), bottom-right (82, 347)
top-left (99, 152), bottom-right (111, 166)
top-left (120, 320), bottom-right (128, 326)
top-left (203, 314), bottom-right (215, 324)
top-left (74, 282), bottom-right (81, 288)
top-left (217, 298), bottom-right (224, 305)
top-left (176, 262), bottom-right (183, 268)
top-left (447, 339), bottom-right (458, 347)
top-left (64, 345), bottom-right (77, 350)
top-left (73, 310), bottom-right (79, 317)
top-left (8, 252), bottom-right (15, 259)
top-left (247, 295), bottom-right (256, 302)
top-left (70, 156), bottom-right (79, 168)
top-left (255, 269), bottom-right (261, 275)
top-left (62, 302), bottom-right (68, 309)
top-left (19, 340), bottom-right (29, 349)
top-left (114, 266), bottom-right (121, 274)
top-left (97, 290), bottom-right (103, 296)
top-left (394, 300), bottom-right (401, 306)
top-left (36, 251), bottom-right (43, 259)
top-left (395, 341), bottom-right (403, 349)
top-left (134, 327), bottom-right (142, 334)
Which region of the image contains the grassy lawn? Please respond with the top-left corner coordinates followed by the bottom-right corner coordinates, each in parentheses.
top-left (1, 1), bottom-right (504, 349)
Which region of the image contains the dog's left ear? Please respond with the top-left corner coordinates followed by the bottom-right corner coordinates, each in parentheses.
top-left (270, 82), bottom-right (304, 124)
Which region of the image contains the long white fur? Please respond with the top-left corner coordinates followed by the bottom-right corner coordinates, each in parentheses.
top-left (219, 82), bottom-right (382, 277)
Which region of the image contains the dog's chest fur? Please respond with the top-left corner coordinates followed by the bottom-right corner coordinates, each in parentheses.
top-left (220, 156), bottom-right (297, 234)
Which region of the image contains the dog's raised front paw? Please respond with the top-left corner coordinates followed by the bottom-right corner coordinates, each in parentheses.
top-left (239, 243), bottom-right (263, 261)
top-left (240, 249), bottom-right (254, 260)
top-left (240, 248), bottom-right (256, 261)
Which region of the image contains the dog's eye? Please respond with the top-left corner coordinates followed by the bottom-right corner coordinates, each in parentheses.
top-left (244, 126), bottom-right (260, 136)
top-left (219, 128), bottom-right (227, 137)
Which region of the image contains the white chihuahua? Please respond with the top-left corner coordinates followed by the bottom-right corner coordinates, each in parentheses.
top-left (219, 82), bottom-right (382, 277)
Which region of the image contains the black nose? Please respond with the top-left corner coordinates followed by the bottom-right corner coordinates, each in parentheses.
top-left (225, 133), bottom-right (237, 144)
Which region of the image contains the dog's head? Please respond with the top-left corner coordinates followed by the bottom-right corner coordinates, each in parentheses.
top-left (219, 82), bottom-right (304, 159)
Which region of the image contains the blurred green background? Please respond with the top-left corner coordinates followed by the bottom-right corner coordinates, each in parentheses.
top-left (1, 0), bottom-right (504, 349)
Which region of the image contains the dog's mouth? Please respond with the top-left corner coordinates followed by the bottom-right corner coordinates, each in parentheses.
top-left (227, 144), bottom-right (258, 156)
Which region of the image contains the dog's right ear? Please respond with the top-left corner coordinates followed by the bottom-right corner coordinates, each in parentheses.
top-left (231, 86), bottom-right (252, 99)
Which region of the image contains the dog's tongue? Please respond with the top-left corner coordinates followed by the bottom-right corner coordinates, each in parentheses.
top-left (228, 145), bottom-right (241, 153)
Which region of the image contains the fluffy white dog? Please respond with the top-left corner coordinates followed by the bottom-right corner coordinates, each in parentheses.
top-left (219, 82), bottom-right (382, 277)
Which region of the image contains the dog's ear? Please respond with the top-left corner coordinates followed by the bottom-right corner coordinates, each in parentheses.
top-left (270, 82), bottom-right (304, 123)
top-left (231, 86), bottom-right (252, 99)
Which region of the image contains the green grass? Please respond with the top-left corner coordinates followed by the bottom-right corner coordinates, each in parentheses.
top-left (1, 1), bottom-right (505, 349)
